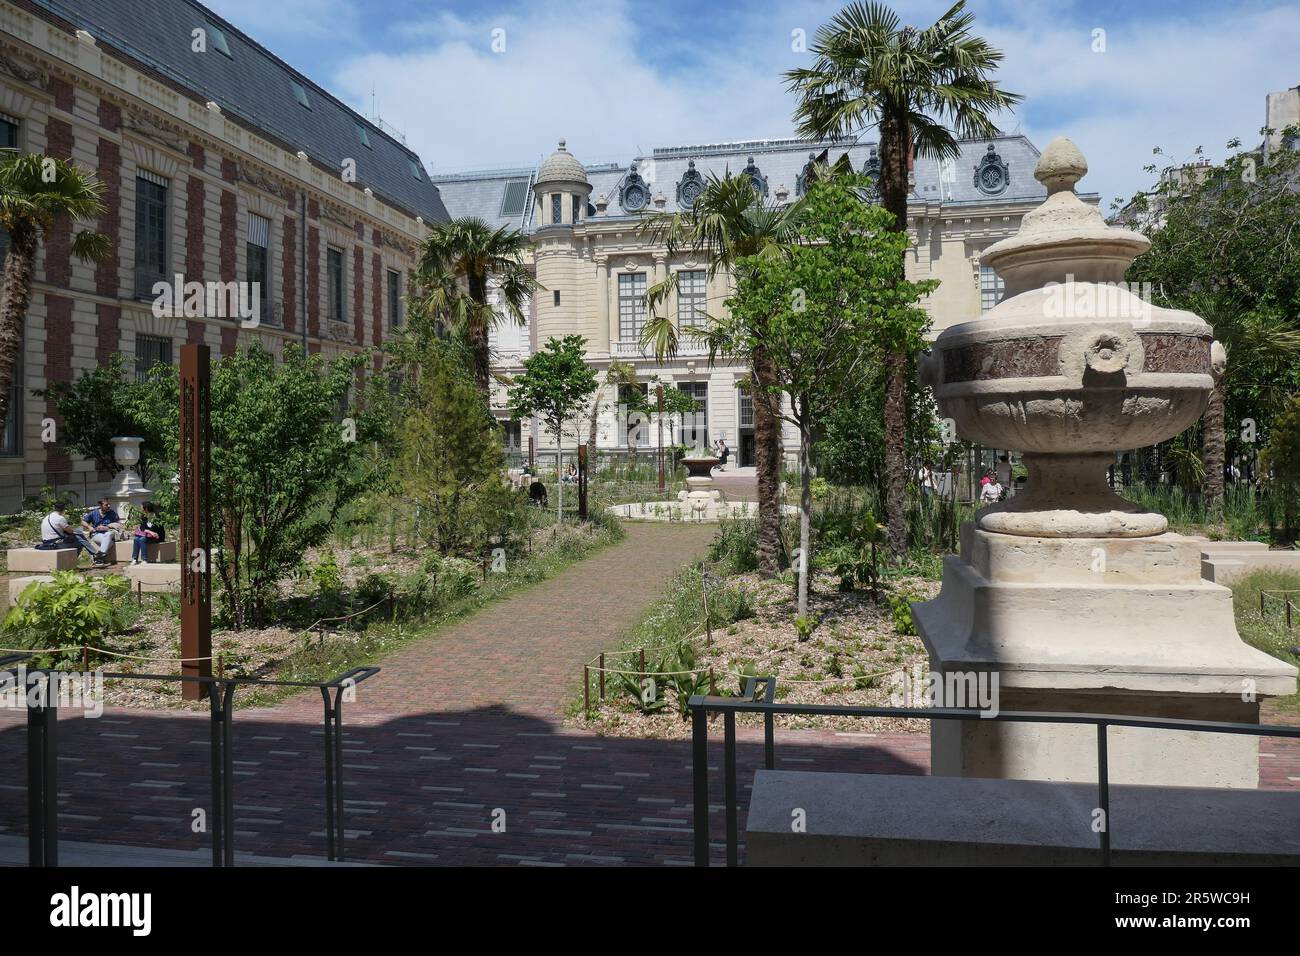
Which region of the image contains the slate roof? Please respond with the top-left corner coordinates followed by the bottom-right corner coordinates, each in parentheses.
top-left (27, 0), bottom-right (448, 222)
top-left (428, 167), bottom-right (536, 232)
top-left (436, 134), bottom-right (1101, 230)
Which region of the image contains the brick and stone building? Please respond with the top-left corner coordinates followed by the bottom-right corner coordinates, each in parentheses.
top-left (0, 0), bottom-right (447, 506)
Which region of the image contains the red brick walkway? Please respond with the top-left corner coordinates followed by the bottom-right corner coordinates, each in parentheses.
top-left (2, 522), bottom-right (1297, 866)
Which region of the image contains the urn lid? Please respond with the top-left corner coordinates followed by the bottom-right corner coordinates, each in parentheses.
top-left (981, 137), bottom-right (1149, 295)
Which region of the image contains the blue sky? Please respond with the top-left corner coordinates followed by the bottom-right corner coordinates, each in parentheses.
top-left (203, 0), bottom-right (1300, 208)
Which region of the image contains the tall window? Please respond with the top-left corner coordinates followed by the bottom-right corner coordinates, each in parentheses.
top-left (618, 272), bottom-right (646, 343)
top-left (0, 115), bottom-right (16, 264)
top-left (551, 193), bottom-right (562, 225)
top-left (387, 269), bottom-right (403, 328)
top-left (979, 263), bottom-right (1004, 313)
top-left (676, 382), bottom-right (708, 448)
top-left (134, 173), bottom-right (169, 296)
top-left (327, 247), bottom-right (344, 324)
top-left (135, 334), bottom-right (173, 383)
top-left (571, 194), bottom-right (581, 223)
top-left (677, 269), bottom-right (707, 328)
top-left (1, 329), bottom-right (22, 457)
top-left (738, 387), bottom-right (753, 428)
top-left (246, 212), bottom-right (270, 323)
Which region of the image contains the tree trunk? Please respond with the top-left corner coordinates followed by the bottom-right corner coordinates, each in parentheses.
top-left (468, 274), bottom-right (492, 397)
top-left (797, 422), bottom-right (812, 622)
top-left (879, 114), bottom-right (911, 559)
top-left (0, 226), bottom-right (38, 429)
top-left (1202, 378), bottom-right (1225, 511)
top-left (751, 346), bottom-right (783, 577)
top-left (882, 349), bottom-right (908, 557)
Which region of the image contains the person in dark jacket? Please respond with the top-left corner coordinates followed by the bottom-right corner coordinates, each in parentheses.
top-left (131, 501), bottom-right (166, 564)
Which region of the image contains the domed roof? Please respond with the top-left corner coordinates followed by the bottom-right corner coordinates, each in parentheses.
top-left (536, 139), bottom-right (588, 186)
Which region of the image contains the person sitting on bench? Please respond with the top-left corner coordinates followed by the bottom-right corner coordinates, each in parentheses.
top-left (37, 501), bottom-right (99, 561)
top-left (131, 501), bottom-right (166, 565)
top-left (81, 498), bottom-right (120, 566)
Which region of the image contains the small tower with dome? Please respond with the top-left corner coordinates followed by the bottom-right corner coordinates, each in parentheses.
top-left (531, 139), bottom-right (596, 345)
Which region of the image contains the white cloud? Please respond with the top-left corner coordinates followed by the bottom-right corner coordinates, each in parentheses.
top-left (209, 0), bottom-right (1298, 210)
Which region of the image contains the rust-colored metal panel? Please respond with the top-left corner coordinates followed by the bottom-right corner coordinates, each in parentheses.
top-left (179, 344), bottom-right (212, 700)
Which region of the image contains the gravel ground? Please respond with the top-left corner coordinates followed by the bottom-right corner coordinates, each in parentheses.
top-left (569, 569), bottom-right (942, 739)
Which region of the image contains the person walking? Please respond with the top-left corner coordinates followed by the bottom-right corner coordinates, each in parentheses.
top-left (131, 501), bottom-right (166, 565)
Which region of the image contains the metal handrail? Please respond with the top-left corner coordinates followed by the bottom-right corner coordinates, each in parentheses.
top-left (3, 656), bottom-right (380, 867)
top-left (688, 680), bottom-right (1300, 867)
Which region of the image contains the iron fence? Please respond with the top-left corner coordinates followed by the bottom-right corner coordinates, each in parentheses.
top-left (3, 653), bottom-right (379, 867)
top-left (689, 678), bottom-right (1300, 867)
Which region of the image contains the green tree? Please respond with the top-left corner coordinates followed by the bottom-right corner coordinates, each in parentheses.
top-left (0, 150), bottom-right (112, 427)
top-left (414, 217), bottom-right (540, 396)
top-left (636, 171), bottom-right (805, 576)
top-left (509, 335), bottom-right (598, 522)
top-left (396, 341), bottom-right (518, 553)
top-left (155, 343), bottom-right (384, 629)
top-left (34, 352), bottom-right (173, 486)
top-left (719, 174), bottom-right (934, 617)
top-left (786, 0), bottom-right (1021, 557)
top-left (1123, 135), bottom-right (1300, 508)
top-left (1260, 393), bottom-right (1300, 541)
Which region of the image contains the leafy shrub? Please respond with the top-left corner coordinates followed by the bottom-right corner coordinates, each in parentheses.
top-left (888, 590), bottom-right (916, 635)
top-left (709, 517), bottom-right (759, 574)
top-left (3, 571), bottom-right (134, 667)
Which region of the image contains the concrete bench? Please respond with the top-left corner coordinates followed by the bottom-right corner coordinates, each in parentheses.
top-left (745, 770), bottom-right (1300, 866)
top-left (8, 575), bottom-right (54, 607)
top-left (125, 562), bottom-right (181, 593)
top-left (7, 548), bottom-right (79, 572)
top-left (112, 539), bottom-right (176, 564)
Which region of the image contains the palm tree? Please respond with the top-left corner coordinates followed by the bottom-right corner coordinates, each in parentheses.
top-left (637, 171), bottom-right (805, 576)
top-left (414, 217), bottom-right (540, 397)
top-left (0, 151), bottom-right (111, 427)
top-left (786, 0), bottom-right (1021, 557)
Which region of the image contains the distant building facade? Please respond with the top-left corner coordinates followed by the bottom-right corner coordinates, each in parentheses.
top-left (0, 0), bottom-right (447, 506)
top-left (435, 134), bottom-right (1087, 464)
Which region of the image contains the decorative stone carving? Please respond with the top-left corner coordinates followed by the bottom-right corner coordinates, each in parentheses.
top-left (0, 53), bottom-right (47, 89)
top-left (973, 142), bottom-right (1010, 196)
top-left (123, 108), bottom-right (186, 152)
top-left (620, 163), bottom-right (650, 213)
top-left (861, 147), bottom-right (881, 201)
top-left (676, 159), bottom-right (704, 209)
top-left (742, 155), bottom-right (768, 197)
top-left (237, 162), bottom-right (285, 199)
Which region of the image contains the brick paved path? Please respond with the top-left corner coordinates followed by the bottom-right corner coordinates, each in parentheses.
top-left (2, 521), bottom-right (1297, 866)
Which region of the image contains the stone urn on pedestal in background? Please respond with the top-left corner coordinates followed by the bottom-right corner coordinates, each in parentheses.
top-left (913, 137), bottom-right (1296, 789)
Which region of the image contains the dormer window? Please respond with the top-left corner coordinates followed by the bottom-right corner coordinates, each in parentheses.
top-left (208, 24), bottom-right (233, 59)
top-left (408, 157), bottom-right (423, 180)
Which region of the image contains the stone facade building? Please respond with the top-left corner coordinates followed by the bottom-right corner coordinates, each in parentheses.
top-left (0, 0), bottom-right (446, 506)
top-left (434, 134), bottom-right (1093, 465)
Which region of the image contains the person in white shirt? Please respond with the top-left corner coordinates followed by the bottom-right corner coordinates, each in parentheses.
top-left (996, 454), bottom-right (1012, 494)
top-left (979, 478), bottom-right (1003, 505)
top-left (38, 502), bottom-right (97, 561)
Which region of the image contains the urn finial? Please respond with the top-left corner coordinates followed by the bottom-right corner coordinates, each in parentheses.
top-left (1035, 136), bottom-right (1088, 194)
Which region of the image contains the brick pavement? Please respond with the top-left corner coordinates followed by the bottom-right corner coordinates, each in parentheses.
top-left (1, 521), bottom-right (1297, 866)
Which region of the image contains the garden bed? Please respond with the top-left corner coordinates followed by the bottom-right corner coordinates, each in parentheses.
top-left (565, 565), bottom-right (940, 739)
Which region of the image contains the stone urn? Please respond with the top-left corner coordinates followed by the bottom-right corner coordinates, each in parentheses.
top-left (918, 137), bottom-right (1224, 537)
top-left (109, 435), bottom-right (151, 514)
top-left (911, 138), bottom-right (1296, 789)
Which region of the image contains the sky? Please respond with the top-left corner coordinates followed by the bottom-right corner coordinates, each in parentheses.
top-left (202, 0), bottom-right (1300, 209)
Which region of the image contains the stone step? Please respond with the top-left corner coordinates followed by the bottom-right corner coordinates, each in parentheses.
top-left (7, 547), bottom-right (79, 572)
top-left (1202, 550), bottom-right (1300, 584)
top-left (124, 562), bottom-right (182, 593)
top-left (112, 539), bottom-right (176, 563)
